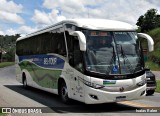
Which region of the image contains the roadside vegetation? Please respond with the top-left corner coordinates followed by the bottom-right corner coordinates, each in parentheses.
top-left (0, 113), bottom-right (8, 116)
top-left (145, 61), bottom-right (160, 71)
top-left (137, 8), bottom-right (160, 71)
top-left (0, 34), bottom-right (20, 62)
top-left (145, 27), bottom-right (160, 94)
top-left (0, 62), bottom-right (15, 68)
top-left (155, 80), bottom-right (160, 93)
top-left (143, 27), bottom-right (160, 71)
top-left (137, 9), bottom-right (160, 93)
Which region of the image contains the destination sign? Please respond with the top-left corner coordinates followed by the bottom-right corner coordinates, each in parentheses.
top-left (90, 31), bottom-right (109, 36)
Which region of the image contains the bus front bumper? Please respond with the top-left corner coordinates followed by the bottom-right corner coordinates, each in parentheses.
top-left (84, 84), bottom-right (146, 104)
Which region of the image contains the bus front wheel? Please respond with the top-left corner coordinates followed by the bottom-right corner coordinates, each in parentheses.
top-left (60, 82), bottom-right (70, 104)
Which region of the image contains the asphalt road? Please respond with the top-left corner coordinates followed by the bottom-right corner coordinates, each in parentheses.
top-left (0, 66), bottom-right (160, 116)
top-left (152, 71), bottom-right (160, 80)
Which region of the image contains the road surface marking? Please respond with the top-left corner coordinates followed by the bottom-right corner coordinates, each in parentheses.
top-left (119, 101), bottom-right (154, 107)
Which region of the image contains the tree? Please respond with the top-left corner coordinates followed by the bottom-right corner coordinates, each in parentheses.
top-left (136, 15), bottom-right (145, 32)
top-left (156, 15), bottom-right (160, 27)
top-left (0, 34), bottom-right (20, 62)
top-left (136, 8), bottom-right (160, 32)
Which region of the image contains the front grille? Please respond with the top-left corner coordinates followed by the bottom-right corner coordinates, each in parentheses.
top-left (100, 85), bottom-right (140, 92)
top-left (147, 84), bottom-right (156, 87)
top-left (147, 81), bottom-right (156, 86)
top-left (147, 80), bottom-right (156, 84)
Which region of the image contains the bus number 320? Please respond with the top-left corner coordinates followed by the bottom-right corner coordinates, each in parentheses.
top-left (44, 58), bottom-right (57, 65)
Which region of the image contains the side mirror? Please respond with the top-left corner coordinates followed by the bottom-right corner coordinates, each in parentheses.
top-left (137, 33), bottom-right (154, 52)
top-left (69, 31), bottom-right (86, 51)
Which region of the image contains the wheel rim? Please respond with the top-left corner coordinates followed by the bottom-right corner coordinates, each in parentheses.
top-left (61, 85), bottom-right (68, 101)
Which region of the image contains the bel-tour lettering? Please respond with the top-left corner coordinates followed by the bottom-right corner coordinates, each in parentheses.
top-left (44, 57), bottom-right (57, 65)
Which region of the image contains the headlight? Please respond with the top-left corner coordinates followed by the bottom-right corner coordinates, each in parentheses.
top-left (92, 83), bottom-right (104, 89)
top-left (78, 77), bottom-right (104, 89)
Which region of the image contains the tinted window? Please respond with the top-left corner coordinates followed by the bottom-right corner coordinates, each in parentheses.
top-left (16, 29), bottom-right (66, 56)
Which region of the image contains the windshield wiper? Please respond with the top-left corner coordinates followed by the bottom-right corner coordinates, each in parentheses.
top-left (120, 45), bottom-right (126, 64)
top-left (117, 44), bottom-right (134, 73)
top-left (106, 46), bottom-right (117, 74)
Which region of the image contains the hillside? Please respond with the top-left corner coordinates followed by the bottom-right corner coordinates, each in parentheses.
top-left (143, 28), bottom-right (160, 70)
top-left (148, 28), bottom-right (160, 46)
top-left (148, 28), bottom-right (160, 58)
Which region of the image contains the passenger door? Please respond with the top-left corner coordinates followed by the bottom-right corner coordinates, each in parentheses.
top-left (68, 38), bottom-right (84, 102)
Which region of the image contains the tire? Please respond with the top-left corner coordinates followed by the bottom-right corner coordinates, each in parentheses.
top-left (60, 82), bottom-right (70, 104)
top-left (23, 74), bottom-right (28, 89)
top-left (147, 90), bottom-right (155, 95)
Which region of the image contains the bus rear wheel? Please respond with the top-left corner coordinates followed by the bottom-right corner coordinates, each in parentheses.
top-left (60, 82), bottom-right (70, 104)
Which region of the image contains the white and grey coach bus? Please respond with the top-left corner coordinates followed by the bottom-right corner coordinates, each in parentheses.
top-left (16, 19), bottom-right (154, 104)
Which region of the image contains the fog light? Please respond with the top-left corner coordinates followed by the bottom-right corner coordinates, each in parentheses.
top-left (89, 94), bottom-right (98, 100)
top-left (140, 90), bottom-right (145, 96)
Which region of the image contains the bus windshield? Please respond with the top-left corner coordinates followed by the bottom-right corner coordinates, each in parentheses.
top-left (83, 30), bottom-right (143, 75)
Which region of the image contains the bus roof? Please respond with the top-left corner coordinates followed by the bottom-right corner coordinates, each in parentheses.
top-left (65, 19), bottom-right (135, 30)
top-left (17, 19), bottom-right (136, 41)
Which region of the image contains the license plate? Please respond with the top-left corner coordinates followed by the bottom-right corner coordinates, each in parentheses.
top-left (116, 96), bottom-right (126, 101)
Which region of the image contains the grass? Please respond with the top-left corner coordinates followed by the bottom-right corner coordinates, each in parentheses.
top-left (0, 62), bottom-right (15, 68)
top-left (145, 61), bottom-right (160, 71)
top-left (0, 113), bottom-right (8, 116)
top-left (150, 51), bottom-right (160, 59)
top-left (155, 80), bottom-right (160, 93)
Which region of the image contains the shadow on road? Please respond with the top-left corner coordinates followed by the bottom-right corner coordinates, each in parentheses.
top-left (4, 85), bottom-right (139, 113)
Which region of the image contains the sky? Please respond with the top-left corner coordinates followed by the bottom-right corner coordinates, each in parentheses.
top-left (0, 0), bottom-right (160, 36)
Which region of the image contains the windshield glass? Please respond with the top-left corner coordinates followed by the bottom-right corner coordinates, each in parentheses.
top-left (83, 30), bottom-right (143, 75)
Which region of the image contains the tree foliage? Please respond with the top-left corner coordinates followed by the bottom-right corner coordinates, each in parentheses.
top-left (136, 8), bottom-right (160, 32)
top-left (0, 34), bottom-right (20, 62)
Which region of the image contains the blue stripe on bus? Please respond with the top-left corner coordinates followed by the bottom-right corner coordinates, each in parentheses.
top-left (18, 54), bottom-right (65, 69)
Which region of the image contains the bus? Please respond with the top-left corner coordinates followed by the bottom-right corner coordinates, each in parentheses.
top-left (16, 19), bottom-right (154, 104)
